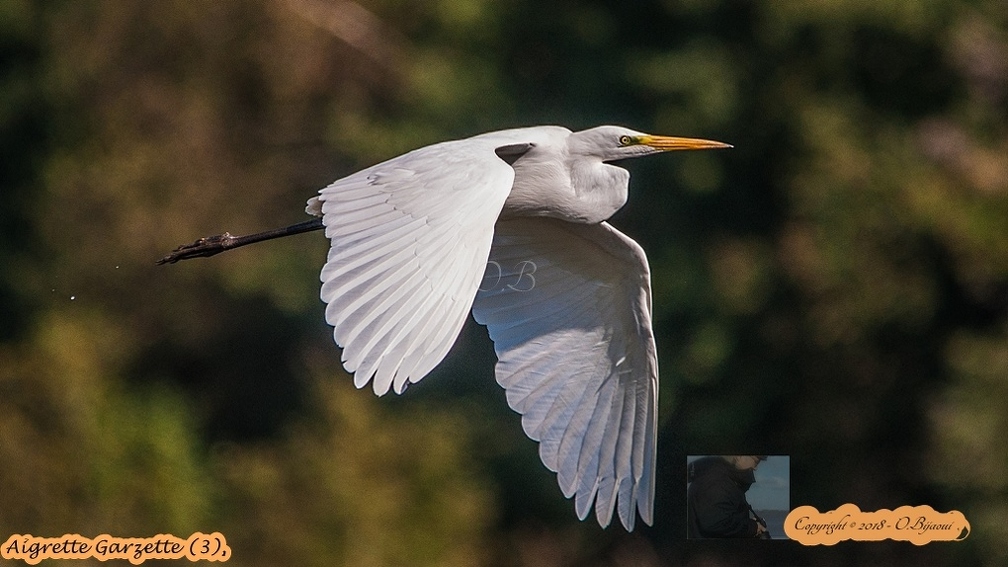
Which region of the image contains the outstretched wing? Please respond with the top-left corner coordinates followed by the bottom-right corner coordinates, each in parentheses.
top-left (471, 217), bottom-right (659, 531)
top-left (310, 138), bottom-right (522, 396)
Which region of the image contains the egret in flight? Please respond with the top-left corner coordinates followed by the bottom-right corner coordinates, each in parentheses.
top-left (159, 125), bottom-right (731, 530)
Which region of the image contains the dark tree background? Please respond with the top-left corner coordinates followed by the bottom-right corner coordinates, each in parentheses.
top-left (1, 1), bottom-right (1006, 565)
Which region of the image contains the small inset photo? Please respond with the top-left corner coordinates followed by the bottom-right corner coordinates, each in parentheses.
top-left (686, 455), bottom-right (791, 539)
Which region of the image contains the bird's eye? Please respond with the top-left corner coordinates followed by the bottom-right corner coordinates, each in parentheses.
top-left (618, 135), bottom-right (633, 146)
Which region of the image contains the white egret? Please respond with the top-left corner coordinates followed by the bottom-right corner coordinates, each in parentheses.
top-left (159, 125), bottom-right (731, 530)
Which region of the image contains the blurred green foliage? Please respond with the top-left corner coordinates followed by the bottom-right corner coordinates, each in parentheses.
top-left (1, 0), bottom-right (1006, 565)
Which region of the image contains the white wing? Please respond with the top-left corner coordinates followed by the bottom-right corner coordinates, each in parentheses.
top-left (471, 217), bottom-right (659, 530)
top-left (310, 138), bottom-right (518, 395)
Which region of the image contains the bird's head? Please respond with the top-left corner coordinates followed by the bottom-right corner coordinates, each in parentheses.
top-left (571, 125), bottom-right (732, 162)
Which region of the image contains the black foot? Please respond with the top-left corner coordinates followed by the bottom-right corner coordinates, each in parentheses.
top-left (157, 217), bottom-right (325, 265)
top-left (157, 233), bottom-right (238, 264)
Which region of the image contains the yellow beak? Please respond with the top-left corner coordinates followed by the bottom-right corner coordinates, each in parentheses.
top-left (639, 135), bottom-right (733, 151)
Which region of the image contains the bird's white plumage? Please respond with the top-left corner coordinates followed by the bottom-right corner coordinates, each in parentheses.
top-left (471, 217), bottom-right (658, 530)
top-left (312, 136), bottom-right (518, 395)
top-left (303, 124), bottom-right (727, 530)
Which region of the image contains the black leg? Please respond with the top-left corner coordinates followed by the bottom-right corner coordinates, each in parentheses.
top-left (157, 217), bottom-right (325, 264)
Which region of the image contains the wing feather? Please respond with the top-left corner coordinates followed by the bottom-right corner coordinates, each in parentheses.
top-left (314, 138), bottom-right (517, 395)
top-left (472, 217), bottom-right (659, 531)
